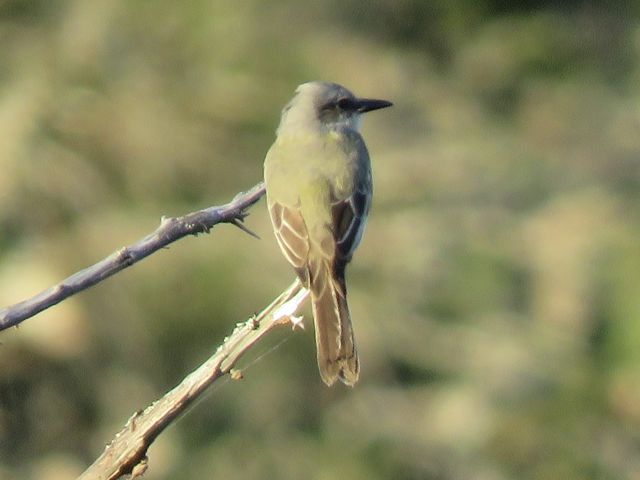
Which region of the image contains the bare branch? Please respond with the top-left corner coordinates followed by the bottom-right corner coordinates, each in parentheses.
top-left (78, 279), bottom-right (308, 480)
top-left (0, 182), bottom-right (266, 331)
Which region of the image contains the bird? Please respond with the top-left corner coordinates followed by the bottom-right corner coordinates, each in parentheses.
top-left (263, 81), bottom-right (392, 386)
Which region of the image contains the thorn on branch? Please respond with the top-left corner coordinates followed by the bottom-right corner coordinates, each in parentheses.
top-left (195, 221), bottom-right (212, 234)
top-left (275, 314), bottom-right (305, 330)
top-left (131, 457), bottom-right (148, 478)
top-left (230, 217), bottom-right (260, 239)
top-left (289, 315), bottom-right (305, 330)
top-left (117, 247), bottom-right (134, 265)
top-left (127, 409), bottom-right (145, 432)
top-left (236, 209), bottom-right (251, 221)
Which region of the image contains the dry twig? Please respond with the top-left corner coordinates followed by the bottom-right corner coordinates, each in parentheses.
top-left (0, 182), bottom-right (266, 331)
top-left (78, 279), bottom-right (308, 480)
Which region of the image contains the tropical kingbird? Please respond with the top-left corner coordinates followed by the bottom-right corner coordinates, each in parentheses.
top-left (264, 81), bottom-right (392, 386)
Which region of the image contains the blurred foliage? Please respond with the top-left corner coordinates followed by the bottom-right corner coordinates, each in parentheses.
top-left (1, 0), bottom-right (640, 479)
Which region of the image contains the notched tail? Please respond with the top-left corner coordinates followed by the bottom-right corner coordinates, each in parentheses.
top-left (309, 260), bottom-right (359, 386)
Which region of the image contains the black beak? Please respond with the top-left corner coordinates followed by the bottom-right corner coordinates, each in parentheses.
top-left (355, 98), bottom-right (393, 113)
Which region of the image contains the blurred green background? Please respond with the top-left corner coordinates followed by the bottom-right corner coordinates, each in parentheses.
top-left (1, 0), bottom-right (640, 479)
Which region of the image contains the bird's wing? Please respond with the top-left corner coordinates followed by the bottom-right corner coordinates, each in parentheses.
top-left (268, 201), bottom-right (311, 284)
top-left (331, 185), bottom-right (371, 270)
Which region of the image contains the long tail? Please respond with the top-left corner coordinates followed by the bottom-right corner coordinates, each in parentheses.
top-left (309, 260), bottom-right (359, 386)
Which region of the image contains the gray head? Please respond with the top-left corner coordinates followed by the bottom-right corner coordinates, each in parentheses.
top-left (277, 81), bottom-right (392, 135)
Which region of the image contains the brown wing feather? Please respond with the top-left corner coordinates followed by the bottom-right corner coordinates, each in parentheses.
top-left (268, 201), bottom-right (310, 285)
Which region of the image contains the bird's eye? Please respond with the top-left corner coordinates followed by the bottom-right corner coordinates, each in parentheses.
top-left (337, 98), bottom-right (353, 110)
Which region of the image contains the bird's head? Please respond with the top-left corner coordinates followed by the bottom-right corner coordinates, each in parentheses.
top-left (277, 81), bottom-right (392, 135)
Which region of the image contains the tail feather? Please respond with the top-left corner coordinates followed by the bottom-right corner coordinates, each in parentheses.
top-left (309, 261), bottom-right (359, 386)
